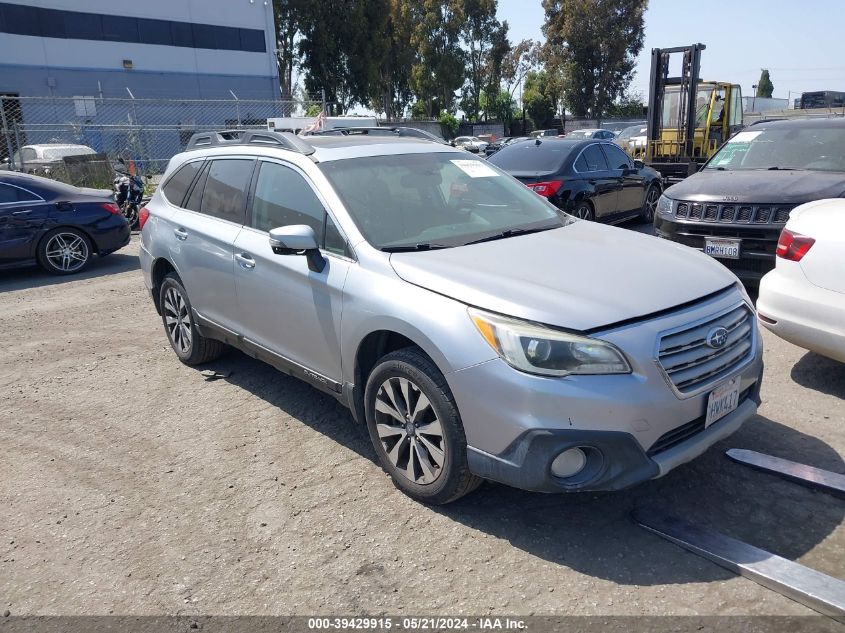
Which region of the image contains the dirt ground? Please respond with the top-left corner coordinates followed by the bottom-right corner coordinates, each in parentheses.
top-left (1, 235), bottom-right (844, 620)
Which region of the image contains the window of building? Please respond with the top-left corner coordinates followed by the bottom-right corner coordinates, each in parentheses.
top-left (137, 18), bottom-right (172, 46)
top-left (239, 28), bottom-right (266, 53)
top-left (63, 11), bottom-right (103, 41)
top-left (102, 15), bottom-right (139, 43)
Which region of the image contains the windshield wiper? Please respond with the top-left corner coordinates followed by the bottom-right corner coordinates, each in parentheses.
top-left (462, 225), bottom-right (555, 246)
top-left (381, 243), bottom-right (451, 253)
top-left (765, 166), bottom-right (797, 171)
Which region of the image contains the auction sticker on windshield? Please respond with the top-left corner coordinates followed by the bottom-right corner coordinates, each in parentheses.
top-left (451, 160), bottom-right (499, 178)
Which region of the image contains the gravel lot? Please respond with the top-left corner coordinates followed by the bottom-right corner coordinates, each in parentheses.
top-left (1, 234), bottom-right (844, 620)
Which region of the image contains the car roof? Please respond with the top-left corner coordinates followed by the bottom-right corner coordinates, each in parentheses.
top-left (0, 170), bottom-right (81, 196)
top-left (178, 134), bottom-right (464, 164)
top-left (749, 117), bottom-right (845, 131)
top-left (23, 144), bottom-right (94, 150)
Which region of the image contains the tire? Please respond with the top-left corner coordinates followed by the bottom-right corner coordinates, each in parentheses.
top-left (641, 183), bottom-right (661, 223)
top-left (159, 272), bottom-right (226, 365)
top-left (572, 200), bottom-right (595, 221)
top-left (364, 348), bottom-right (482, 504)
top-left (37, 228), bottom-right (93, 275)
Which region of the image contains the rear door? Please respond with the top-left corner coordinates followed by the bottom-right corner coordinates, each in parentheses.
top-left (233, 159), bottom-right (352, 383)
top-left (0, 182), bottom-right (49, 263)
top-left (169, 158), bottom-right (254, 330)
top-left (573, 143), bottom-right (619, 218)
top-left (601, 143), bottom-right (644, 215)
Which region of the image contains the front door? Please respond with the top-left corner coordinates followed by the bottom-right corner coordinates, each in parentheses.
top-left (0, 182), bottom-right (50, 264)
top-left (233, 159), bottom-right (352, 383)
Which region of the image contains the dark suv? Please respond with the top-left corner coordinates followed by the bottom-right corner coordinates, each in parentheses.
top-left (655, 118), bottom-right (845, 283)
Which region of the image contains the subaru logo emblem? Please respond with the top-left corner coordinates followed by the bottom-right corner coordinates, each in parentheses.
top-left (706, 326), bottom-right (729, 349)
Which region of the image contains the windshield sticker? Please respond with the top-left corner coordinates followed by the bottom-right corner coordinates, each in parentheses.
top-left (728, 131), bottom-right (762, 144)
top-left (451, 159), bottom-right (499, 178)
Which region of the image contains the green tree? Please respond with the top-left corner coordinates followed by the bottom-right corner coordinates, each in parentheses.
top-left (408, 0), bottom-right (465, 117)
top-left (756, 69), bottom-right (774, 98)
top-left (299, 0), bottom-right (389, 113)
top-left (542, 0), bottom-right (647, 118)
top-left (273, 0), bottom-right (308, 103)
top-left (605, 92), bottom-right (646, 118)
top-left (439, 111), bottom-right (460, 138)
top-left (522, 70), bottom-right (555, 128)
top-left (370, 0), bottom-right (415, 120)
top-left (501, 39), bottom-right (540, 103)
top-left (481, 89), bottom-right (516, 129)
top-left (457, 0), bottom-right (509, 122)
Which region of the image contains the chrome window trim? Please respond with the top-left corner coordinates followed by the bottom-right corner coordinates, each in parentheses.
top-left (0, 182), bottom-right (46, 207)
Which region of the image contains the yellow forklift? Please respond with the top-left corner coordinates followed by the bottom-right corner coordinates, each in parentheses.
top-left (643, 44), bottom-right (744, 181)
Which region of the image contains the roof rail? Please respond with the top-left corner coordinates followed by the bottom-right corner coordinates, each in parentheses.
top-left (185, 129), bottom-right (315, 155)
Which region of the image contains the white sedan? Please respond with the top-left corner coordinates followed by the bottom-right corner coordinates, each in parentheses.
top-left (757, 199), bottom-right (845, 362)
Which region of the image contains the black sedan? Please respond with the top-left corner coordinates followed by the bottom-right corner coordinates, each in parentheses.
top-left (0, 172), bottom-right (130, 274)
top-left (488, 138), bottom-right (663, 223)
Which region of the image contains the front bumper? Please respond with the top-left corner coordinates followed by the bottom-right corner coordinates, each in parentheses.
top-left (448, 288), bottom-right (764, 493)
top-left (655, 213), bottom-right (779, 283)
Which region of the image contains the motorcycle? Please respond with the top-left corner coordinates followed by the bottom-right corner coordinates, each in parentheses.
top-left (113, 158), bottom-right (146, 229)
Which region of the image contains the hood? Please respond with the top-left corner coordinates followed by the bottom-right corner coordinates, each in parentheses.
top-left (389, 222), bottom-right (737, 331)
top-left (667, 169), bottom-right (845, 204)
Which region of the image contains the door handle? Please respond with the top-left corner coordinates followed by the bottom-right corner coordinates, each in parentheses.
top-left (12, 209), bottom-right (32, 215)
top-left (235, 253), bottom-right (255, 270)
top-left (173, 227), bottom-right (188, 241)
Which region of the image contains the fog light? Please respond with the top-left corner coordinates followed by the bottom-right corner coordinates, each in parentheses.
top-left (550, 447), bottom-right (587, 478)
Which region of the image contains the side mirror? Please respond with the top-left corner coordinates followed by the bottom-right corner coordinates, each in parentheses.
top-left (268, 225), bottom-right (325, 272)
top-left (633, 159), bottom-right (645, 169)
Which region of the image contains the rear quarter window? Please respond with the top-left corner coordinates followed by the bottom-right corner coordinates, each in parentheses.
top-left (162, 161), bottom-right (203, 206)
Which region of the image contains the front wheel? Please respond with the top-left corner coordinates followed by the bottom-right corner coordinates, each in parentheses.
top-left (364, 348), bottom-right (481, 504)
top-left (641, 184), bottom-right (661, 222)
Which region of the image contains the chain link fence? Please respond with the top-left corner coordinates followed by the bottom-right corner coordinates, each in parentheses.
top-left (0, 95), bottom-right (323, 187)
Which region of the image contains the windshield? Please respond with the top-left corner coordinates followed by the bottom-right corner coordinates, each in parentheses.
top-left (319, 152), bottom-right (572, 250)
top-left (706, 125), bottom-right (845, 172)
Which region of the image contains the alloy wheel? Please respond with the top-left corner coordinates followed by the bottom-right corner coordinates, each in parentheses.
top-left (44, 232), bottom-right (89, 272)
top-left (374, 376), bottom-right (445, 485)
top-left (643, 187), bottom-right (660, 221)
top-left (163, 286), bottom-right (192, 355)
top-left (574, 203), bottom-right (593, 220)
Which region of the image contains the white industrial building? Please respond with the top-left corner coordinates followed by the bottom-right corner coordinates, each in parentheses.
top-left (0, 0), bottom-right (279, 99)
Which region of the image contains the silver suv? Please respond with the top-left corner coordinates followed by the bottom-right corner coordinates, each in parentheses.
top-left (139, 130), bottom-right (763, 504)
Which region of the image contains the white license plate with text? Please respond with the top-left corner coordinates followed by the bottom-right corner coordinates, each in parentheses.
top-left (705, 376), bottom-right (741, 428)
top-left (704, 238), bottom-right (741, 260)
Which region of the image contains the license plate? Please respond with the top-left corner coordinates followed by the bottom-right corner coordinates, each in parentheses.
top-left (704, 238), bottom-right (741, 260)
top-left (705, 376), bottom-right (741, 428)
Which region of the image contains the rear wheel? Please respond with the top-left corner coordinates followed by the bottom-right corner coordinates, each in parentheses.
top-left (37, 228), bottom-right (93, 275)
top-left (641, 183), bottom-right (661, 222)
top-left (159, 273), bottom-right (226, 365)
top-left (572, 200), bottom-right (595, 221)
top-left (364, 348), bottom-right (481, 505)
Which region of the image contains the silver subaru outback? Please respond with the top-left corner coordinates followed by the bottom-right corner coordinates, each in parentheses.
top-left (139, 130), bottom-right (763, 504)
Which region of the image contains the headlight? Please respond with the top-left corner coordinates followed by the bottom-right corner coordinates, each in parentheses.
top-left (469, 308), bottom-right (631, 377)
top-left (657, 194), bottom-right (673, 216)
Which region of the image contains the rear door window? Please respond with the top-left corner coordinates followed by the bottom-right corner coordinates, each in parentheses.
top-left (162, 161), bottom-right (202, 206)
top-left (575, 144), bottom-right (609, 172)
top-left (200, 159), bottom-right (254, 223)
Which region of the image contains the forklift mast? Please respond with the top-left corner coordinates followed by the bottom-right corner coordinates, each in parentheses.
top-left (646, 43), bottom-right (705, 163)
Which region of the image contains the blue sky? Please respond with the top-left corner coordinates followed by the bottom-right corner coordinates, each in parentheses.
top-left (498, 0), bottom-right (845, 103)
